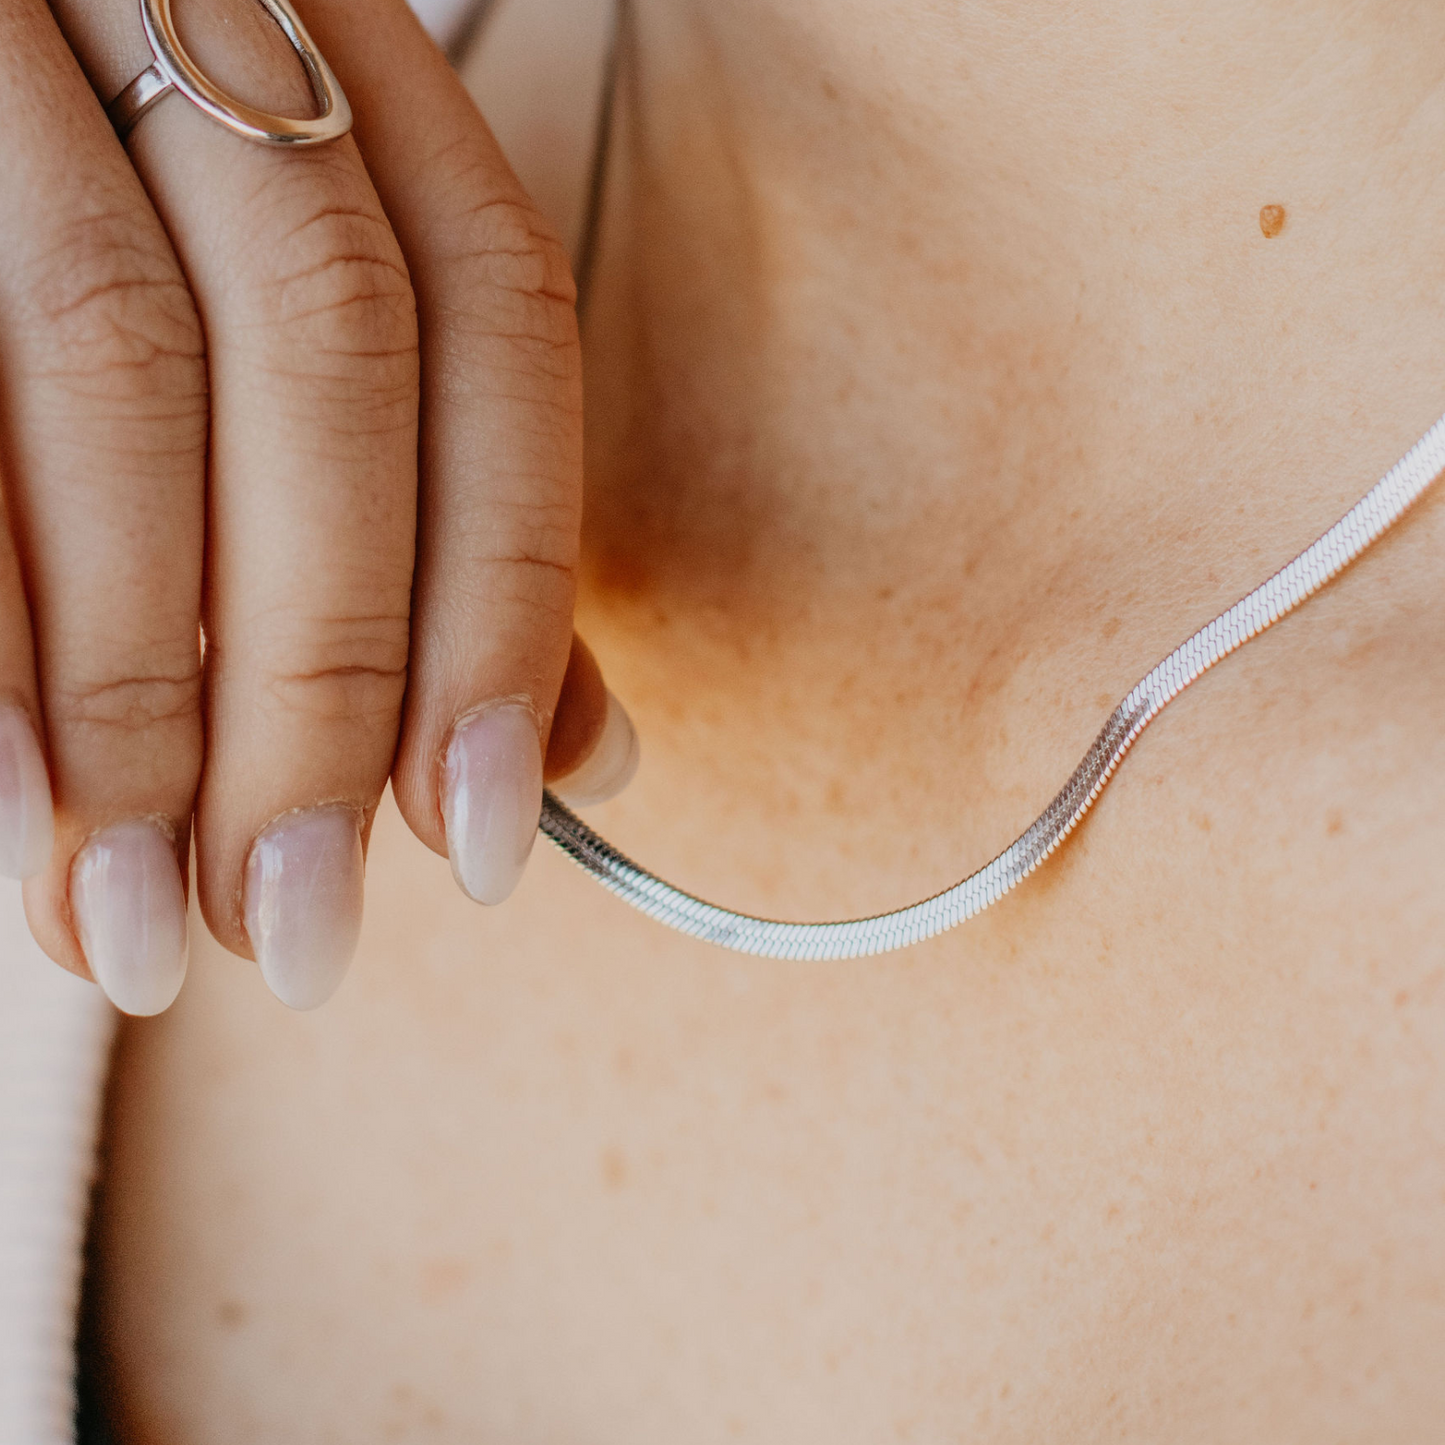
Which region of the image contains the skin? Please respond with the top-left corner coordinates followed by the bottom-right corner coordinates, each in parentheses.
top-left (90, 0), bottom-right (1445, 1439)
top-left (0, 0), bottom-right (605, 989)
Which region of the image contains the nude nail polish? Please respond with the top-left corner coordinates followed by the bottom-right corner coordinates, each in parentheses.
top-left (442, 703), bottom-right (543, 906)
top-left (244, 807), bottom-right (363, 1011)
top-left (550, 691), bottom-right (640, 809)
top-left (71, 821), bottom-right (188, 1018)
top-left (0, 707), bottom-right (53, 879)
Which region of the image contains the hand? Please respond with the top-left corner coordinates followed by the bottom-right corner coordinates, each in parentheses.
top-left (0, 0), bottom-right (636, 1015)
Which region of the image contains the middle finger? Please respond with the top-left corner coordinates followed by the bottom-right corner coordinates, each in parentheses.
top-left (54, 0), bottom-right (421, 1008)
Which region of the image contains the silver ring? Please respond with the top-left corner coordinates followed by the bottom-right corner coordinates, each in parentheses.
top-left (107, 0), bottom-right (353, 146)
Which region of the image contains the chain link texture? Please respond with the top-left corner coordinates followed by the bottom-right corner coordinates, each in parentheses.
top-left (540, 415), bottom-right (1445, 960)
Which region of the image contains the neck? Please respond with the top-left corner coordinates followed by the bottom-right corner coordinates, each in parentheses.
top-left (591, 0), bottom-right (1445, 580)
top-left (635, 0), bottom-right (1445, 266)
top-left (577, 0), bottom-right (1445, 909)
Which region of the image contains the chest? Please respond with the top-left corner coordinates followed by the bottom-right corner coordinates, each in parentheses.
top-left (94, 547), bottom-right (1445, 1439)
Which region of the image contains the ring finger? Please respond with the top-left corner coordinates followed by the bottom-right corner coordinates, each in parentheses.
top-left (2, 1), bottom-right (207, 1015)
top-left (52, 0), bottom-right (421, 1009)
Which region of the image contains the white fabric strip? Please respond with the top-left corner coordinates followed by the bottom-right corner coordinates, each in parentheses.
top-left (0, 883), bottom-right (114, 1445)
top-left (407, 0), bottom-right (490, 47)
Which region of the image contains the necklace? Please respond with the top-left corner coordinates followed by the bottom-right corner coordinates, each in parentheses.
top-left (541, 420), bottom-right (1445, 960)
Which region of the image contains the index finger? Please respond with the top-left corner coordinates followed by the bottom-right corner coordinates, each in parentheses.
top-left (300, 0), bottom-right (615, 906)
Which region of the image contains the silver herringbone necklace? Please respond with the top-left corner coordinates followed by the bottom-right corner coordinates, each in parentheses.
top-left (540, 417), bottom-right (1445, 960)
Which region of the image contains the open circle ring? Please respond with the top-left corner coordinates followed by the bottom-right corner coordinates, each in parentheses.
top-left (107, 0), bottom-right (353, 146)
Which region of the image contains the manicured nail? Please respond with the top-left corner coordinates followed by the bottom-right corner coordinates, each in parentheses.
top-left (551, 691), bottom-right (640, 808)
top-left (0, 707), bottom-right (53, 879)
top-left (244, 807), bottom-right (363, 1011)
top-left (442, 703), bottom-right (543, 906)
top-left (71, 821), bottom-right (188, 1018)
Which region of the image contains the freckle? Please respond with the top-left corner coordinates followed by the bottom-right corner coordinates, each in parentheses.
top-left (419, 1258), bottom-right (470, 1300)
top-left (216, 1300), bottom-right (247, 1330)
top-left (1100, 615), bottom-right (1123, 640)
top-left (601, 1145), bottom-right (628, 1190)
top-left (1259, 204), bottom-right (1287, 239)
top-left (1325, 808), bottom-right (1344, 836)
top-left (821, 77), bottom-right (838, 101)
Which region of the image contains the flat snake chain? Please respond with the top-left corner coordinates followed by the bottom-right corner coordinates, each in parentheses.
top-left (539, 414), bottom-right (1445, 960)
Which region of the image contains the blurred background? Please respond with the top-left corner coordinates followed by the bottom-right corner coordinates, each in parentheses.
top-left (423, 0), bottom-right (615, 264)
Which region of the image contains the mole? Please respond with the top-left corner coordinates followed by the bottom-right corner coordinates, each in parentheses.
top-left (1259, 204), bottom-right (1287, 239)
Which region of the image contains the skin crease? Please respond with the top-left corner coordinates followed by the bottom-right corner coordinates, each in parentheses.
top-left (89, 1), bottom-right (1445, 1440)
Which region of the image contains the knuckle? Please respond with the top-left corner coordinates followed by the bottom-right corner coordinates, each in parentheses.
top-left (446, 547), bottom-right (578, 625)
top-left (441, 486), bottom-right (581, 609)
top-left (427, 190), bottom-right (581, 380)
top-left (55, 661), bottom-right (203, 740)
top-left (443, 196), bottom-right (577, 308)
top-left (246, 169), bottom-right (419, 387)
top-left (484, 498), bottom-right (580, 574)
top-left (262, 612), bottom-right (411, 725)
top-left (24, 210), bottom-right (206, 409)
top-left (269, 220), bottom-right (415, 344)
top-left (489, 559), bottom-right (577, 617)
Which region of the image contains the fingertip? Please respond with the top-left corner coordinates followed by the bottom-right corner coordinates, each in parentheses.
top-left (0, 706), bottom-right (53, 881)
top-left (244, 807), bottom-right (364, 1012)
top-left (441, 702), bottom-right (543, 906)
top-left (70, 820), bottom-right (189, 1018)
top-left (543, 634), bottom-right (609, 779)
top-left (549, 690), bottom-right (640, 809)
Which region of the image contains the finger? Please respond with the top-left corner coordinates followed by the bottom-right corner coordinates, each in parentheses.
top-left (299, 0), bottom-right (632, 907)
top-left (544, 633), bottom-right (640, 808)
top-left (0, 485), bottom-right (53, 883)
top-left (54, 0), bottom-right (421, 1009)
top-left (2, 0), bottom-right (205, 1015)
top-left (153, 34), bottom-right (414, 1005)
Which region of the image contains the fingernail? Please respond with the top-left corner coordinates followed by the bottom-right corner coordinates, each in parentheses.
top-left (244, 807), bottom-right (363, 1011)
top-left (71, 821), bottom-right (188, 1017)
top-left (551, 691), bottom-right (640, 808)
top-left (442, 703), bottom-right (543, 906)
top-left (0, 707), bottom-right (53, 879)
